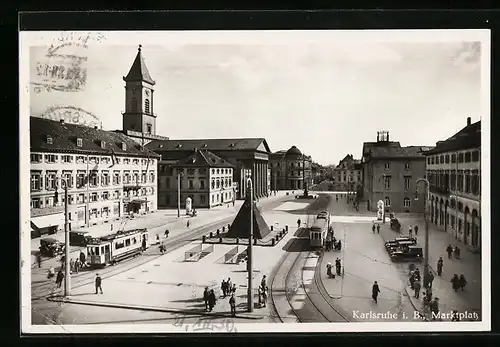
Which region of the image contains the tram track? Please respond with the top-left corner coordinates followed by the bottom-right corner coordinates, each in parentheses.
top-left (269, 211), bottom-right (350, 323)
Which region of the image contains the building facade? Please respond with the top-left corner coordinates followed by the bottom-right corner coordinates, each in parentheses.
top-left (269, 146), bottom-right (313, 191)
top-left (157, 149), bottom-right (235, 209)
top-left (333, 154), bottom-right (362, 191)
top-left (362, 131), bottom-right (428, 213)
top-left (424, 117), bottom-right (481, 249)
top-left (30, 117), bottom-right (159, 238)
top-left (148, 138), bottom-right (271, 200)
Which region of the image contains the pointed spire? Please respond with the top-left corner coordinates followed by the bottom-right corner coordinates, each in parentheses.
top-left (123, 44), bottom-right (155, 85)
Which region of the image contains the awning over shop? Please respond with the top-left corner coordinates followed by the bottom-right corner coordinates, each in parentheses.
top-left (31, 213), bottom-right (64, 229)
top-left (31, 221), bottom-right (40, 232)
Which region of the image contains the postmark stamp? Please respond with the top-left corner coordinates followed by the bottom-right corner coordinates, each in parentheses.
top-left (40, 106), bottom-right (101, 129)
top-left (31, 32), bottom-right (105, 93)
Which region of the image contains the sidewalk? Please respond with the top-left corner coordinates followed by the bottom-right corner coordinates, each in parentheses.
top-left (379, 217), bottom-right (482, 321)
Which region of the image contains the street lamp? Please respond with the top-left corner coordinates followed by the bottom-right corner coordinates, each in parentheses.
top-left (177, 171), bottom-right (184, 218)
top-left (57, 178), bottom-right (71, 297)
top-left (246, 177), bottom-right (254, 312)
top-left (414, 178), bottom-right (430, 288)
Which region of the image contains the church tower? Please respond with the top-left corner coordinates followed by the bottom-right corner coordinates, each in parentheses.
top-left (122, 45), bottom-right (157, 135)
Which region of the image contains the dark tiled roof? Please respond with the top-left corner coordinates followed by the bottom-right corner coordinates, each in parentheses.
top-left (425, 121), bottom-right (481, 155)
top-left (369, 145), bottom-right (427, 159)
top-left (30, 117), bottom-right (160, 158)
top-left (147, 138), bottom-right (271, 153)
top-left (362, 141), bottom-right (401, 157)
top-left (171, 150), bottom-right (234, 168)
top-left (286, 145), bottom-right (302, 156)
top-left (123, 46), bottom-right (155, 85)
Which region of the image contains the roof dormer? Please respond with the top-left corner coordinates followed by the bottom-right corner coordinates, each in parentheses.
top-left (121, 142), bottom-right (127, 151)
top-left (176, 143), bottom-right (182, 148)
top-left (96, 140), bottom-right (106, 149)
top-left (76, 138), bottom-right (83, 147)
top-left (46, 135), bottom-right (53, 145)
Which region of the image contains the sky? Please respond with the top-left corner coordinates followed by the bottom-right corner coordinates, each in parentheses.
top-left (27, 31), bottom-right (486, 166)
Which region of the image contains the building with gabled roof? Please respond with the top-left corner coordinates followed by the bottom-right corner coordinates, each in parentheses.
top-left (333, 154), bottom-right (362, 191)
top-left (361, 131), bottom-right (428, 213)
top-left (423, 117), bottom-right (481, 249)
top-left (158, 149), bottom-right (235, 209)
top-left (30, 116), bottom-right (160, 238)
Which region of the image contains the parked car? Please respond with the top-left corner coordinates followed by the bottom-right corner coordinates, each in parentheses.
top-left (390, 218), bottom-right (401, 231)
top-left (39, 238), bottom-right (65, 258)
top-left (69, 231), bottom-right (92, 247)
top-left (390, 246), bottom-right (423, 262)
top-left (385, 237), bottom-right (416, 247)
top-left (386, 239), bottom-right (417, 252)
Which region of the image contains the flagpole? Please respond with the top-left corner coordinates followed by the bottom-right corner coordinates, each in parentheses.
top-left (86, 154), bottom-right (90, 227)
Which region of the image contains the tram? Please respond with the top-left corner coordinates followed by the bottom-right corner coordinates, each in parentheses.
top-left (310, 217), bottom-right (330, 248)
top-left (85, 228), bottom-right (149, 267)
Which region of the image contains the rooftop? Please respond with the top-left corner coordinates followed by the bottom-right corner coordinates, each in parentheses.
top-left (425, 119), bottom-right (481, 155)
top-left (30, 117), bottom-right (160, 158)
top-left (123, 45), bottom-right (155, 85)
top-left (171, 149), bottom-right (234, 168)
top-left (147, 138), bottom-right (271, 153)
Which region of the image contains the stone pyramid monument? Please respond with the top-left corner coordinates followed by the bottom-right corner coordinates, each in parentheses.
top-left (227, 196), bottom-right (271, 239)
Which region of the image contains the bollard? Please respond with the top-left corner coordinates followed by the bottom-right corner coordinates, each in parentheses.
top-left (285, 225), bottom-right (288, 232)
top-left (275, 235), bottom-right (279, 242)
top-left (254, 238), bottom-right (257, 245)
top-left (272, 239), bottom-right (275, 246)
top-left (270, 225), bottom-right (273, 231)
top-left (222, 226), bottom-right (226, 232)
top-left (236, 237), bottom-right (239, 244)
top-left (216, 229), bottom-right (220, 236)
top-left (209, 232), bottom-right (213, 238)
top-left (219, 237), bottom-right (223, 243)
top-left (202, 235), bottom-right (206, 243)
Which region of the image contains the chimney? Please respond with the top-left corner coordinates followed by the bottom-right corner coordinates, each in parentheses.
top-left (467, 117), bottom-right (471, 126)
top-left (387, 132), bottom-right (389, 141)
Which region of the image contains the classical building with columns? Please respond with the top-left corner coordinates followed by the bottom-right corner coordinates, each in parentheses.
top-left (269, 146), bottom-right (313, 191)
top-left (147, 138), bottom-right (271, 201)
top-left (424, 117), bottom-right (481, 250)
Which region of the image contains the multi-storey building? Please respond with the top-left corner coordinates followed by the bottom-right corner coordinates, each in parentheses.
top-left (30, 117), bottom-right (159, 237)
top-left (361, 131), bottom-right (430, 213)
top-left (333, 154), bottom-right (362, 191)
top-left (269, 146), bottom-right (313, 191)
top-left (424, 117), bottom-right (481, 249)
top-left (158, 149), bottom-right (234, 209)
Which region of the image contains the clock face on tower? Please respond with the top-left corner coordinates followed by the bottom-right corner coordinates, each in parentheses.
top-left (145, 89), bottom-right (150, 96)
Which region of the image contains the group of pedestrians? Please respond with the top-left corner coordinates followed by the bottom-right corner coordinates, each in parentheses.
top-left (326, 258), bottom-right (342, 278)
top-left (446, 244), bottom-right (461, 259)
top-left (372, 223), bottom-right (380, 234)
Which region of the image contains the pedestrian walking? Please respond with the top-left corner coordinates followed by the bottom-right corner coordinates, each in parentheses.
top-left (326, 263), bottom-right (334, 278)
top-left (203, 287), bottom-right (210, 311)
top-left (231, 283), bottom-right (236, 295)
top-left (446, 244), bottom-right (453, 259)
top-left (459, 274), bottom-right (467, 291)
top-left (262, 286), bottom-right (268, 307)
top-left (335, 258), bottom-right (342, 276)
top-left (36, 252), bottom-right (42, 268)
top-left (258, 286), bottom-right (262, 307)
top-left (95, 273), bottom-right (103, 294)
top-left (414, 225), bottom-right (419, 236)
top-left (156, 234), bottom-right (160, 245)
top-left (297, 218), bottom-right (301, 228)
top-left (437, 257), bottom-right (444, 276)
top-left (221, 279), bottom-right (227, 297)
top-left (454, 246), bottom-right (461, 259)
top-left (430, 297), bottom-right (440, 320)
top-left (376, 224), bottom-right (380, 234)
top-left (56, 269), bottom-right (64, 288)
top-left (413, 280), bottom-right (421, 299)
top-left (164, 229), bottom-right (170, 238)
top-left (110, 224), bottom-right (113, 231)
top-left (372, 223), bottom-right (376, 233)
top-left (69, 258), bottom-right (74, 274)
top-left (409, 271), bottom-right (416, 290)
top-left (187, 220), bottom-right (190, 228)
top-left (451, 274), bottom-right (460, 292)
top-left (79, 251), bottom-right (86, 267)
top-left (208, 289), bottom-right (217, 312)
top-left (227, 277), bottom-right (232, 292)
top-left (372, 281), bottom-right (380, 303)
top-left (408, 225), bottom-right (413, 238)
top-left (229, 294), bottom-right (236, 316)
top-left (74, 259), bottom-right (80, 274)
top-left (261, 275), bottom-right (267, 291)
top-left (427, 272), bottom-right (435, 289)
top-left (47, 266), bottom-right (55, 279)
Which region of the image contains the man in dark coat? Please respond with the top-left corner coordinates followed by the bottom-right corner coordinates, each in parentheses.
top-left (208, 289), bottom-right (216, 312)
top-left (56, 270), bottom-right (64, 288)
top-left (446, 244), bottom-right (453, 259)
top-left (372, 281), bottom-right (380, 303)
top-left (229, 294), bottom-right (236, 316)
top-left (376, 224), bottom-right (380, 234)
top-left (95, 273), bottom-right (103, 294)
top-left (203, 287), bottom-right (210, 310)
top-left (79, 251), bottom-right (86, 267)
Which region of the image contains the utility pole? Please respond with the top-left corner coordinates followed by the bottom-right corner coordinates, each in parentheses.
top-left (58, 178), bottom-right (71, 297)
top-left (415, 178), bottom-right (430, 287)
top-left (177, 171), bottom-right (183, 217)
top-left (247, 177), bottom-right (254, 312)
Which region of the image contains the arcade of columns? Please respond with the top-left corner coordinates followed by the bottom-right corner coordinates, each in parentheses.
top-left (250, 160), bottom-right (269, 198)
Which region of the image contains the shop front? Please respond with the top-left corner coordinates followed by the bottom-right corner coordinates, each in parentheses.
top-left (31, 212), bottom-right (64, 239)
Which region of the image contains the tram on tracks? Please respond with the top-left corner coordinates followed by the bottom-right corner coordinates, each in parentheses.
top-left (85, 228), bottom-right (150, 268)
top-left (310, 211), bottom-right (331, 248)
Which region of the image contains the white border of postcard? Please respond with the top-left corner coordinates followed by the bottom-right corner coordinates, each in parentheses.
top-left (19, 29), bottom-right (491, 333)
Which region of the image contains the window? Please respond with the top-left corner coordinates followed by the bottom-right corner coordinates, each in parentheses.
top-left (102, 191), bottom-right (109, 200)
top-left (131, 97), bottom-right (138, 112)
top-left (91, 193), bottom-right (98, 202)
top-left (141, 172), bottom-right (146, 183)
top-left (61, 155), bottom-right (72, 163)
top-left (125, 238), bottom-right (131, 247)
top-left (472, 151), bottom-right (479, 162)
top-left (384, 163), bottom-right (391, 170)
top-left (31, 198), bottom-right (41, 209)
top-left (90, 171), bottom-right (98, 187)
top-left (46, 135), bottom-right (53, 144)
top-left (404, 163), bottom-right (411, 171)
top-left (431, 157), bottom-right (435, 164)
top-left (201, 195), bottom-right (206, 203)
top-left (89, 156), bottom-right (98, 164)
top-left (384, 176), bottom-right (391, 190)
top-left (100, 141), bottom-right (106, 149)
top-left (384, 197), bottom-right (391, 207)
top-left (145, 99), bottom-right (150, 113)
top-left (445, 155), bottom-right (450, 164)
top-left (216, 180), bottom-right (220, 189)
top-left (45, 154), bottom-right (57, 163)
top-left (115, 240), bottom-right (125, 250)
top-left (450, 154), bottom-right (456, 163)
top-left (457, 172), bottom-right (464, 192)
top-left (200, 180), bottom-right (205, 189)
top-left (45, 171), bottom-right (57, 190)
top-left (458, 153), bottom-right (464, 163)
top-left (76, 171), bottom-right (85, 188)
top-left (150, 172), bottom-right (155, 183)
top-left (187, 168), bottom-right (195, 175)
top-left (62, 171), bottom-right (73, 188)
top-left (189, 180), bottom-right (194, 189)
top-left (404, 177), bottom-right (411, 191)
top-left (133, 159), bottom-right (139, 165)
top-left (217, 169), bottom-right (220, 175)
top-left (451, 172), bottom-right (456, 190)
top-left (31, 172), bottom-right (42, 191)
top-left (212, 180), bottom-right (215, 189)
top-left (76, 156), bottom-right (85, 164)
top-left (404, 197), bottom-right (411, 207)
top-left (123, 158), bottom-right (130, 164)
top-left (102, 171), bottom-right (110, 186)
top-left (78, 194), bottom-right (85, 204)
top-left (212, 195), bottom-right (215, 203)
top-left (465, 152), bottom-right (471, 163)
top-left (465, 172), bottom-right (471, 193)
top-left (440, 155), bottom-right (444, 164)
top-left (113, 171), bottom-right (120, 185)
top-left (31, 154), bottom-right (42, 163)
top-left (427, 157), bottom-right (431, 165)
